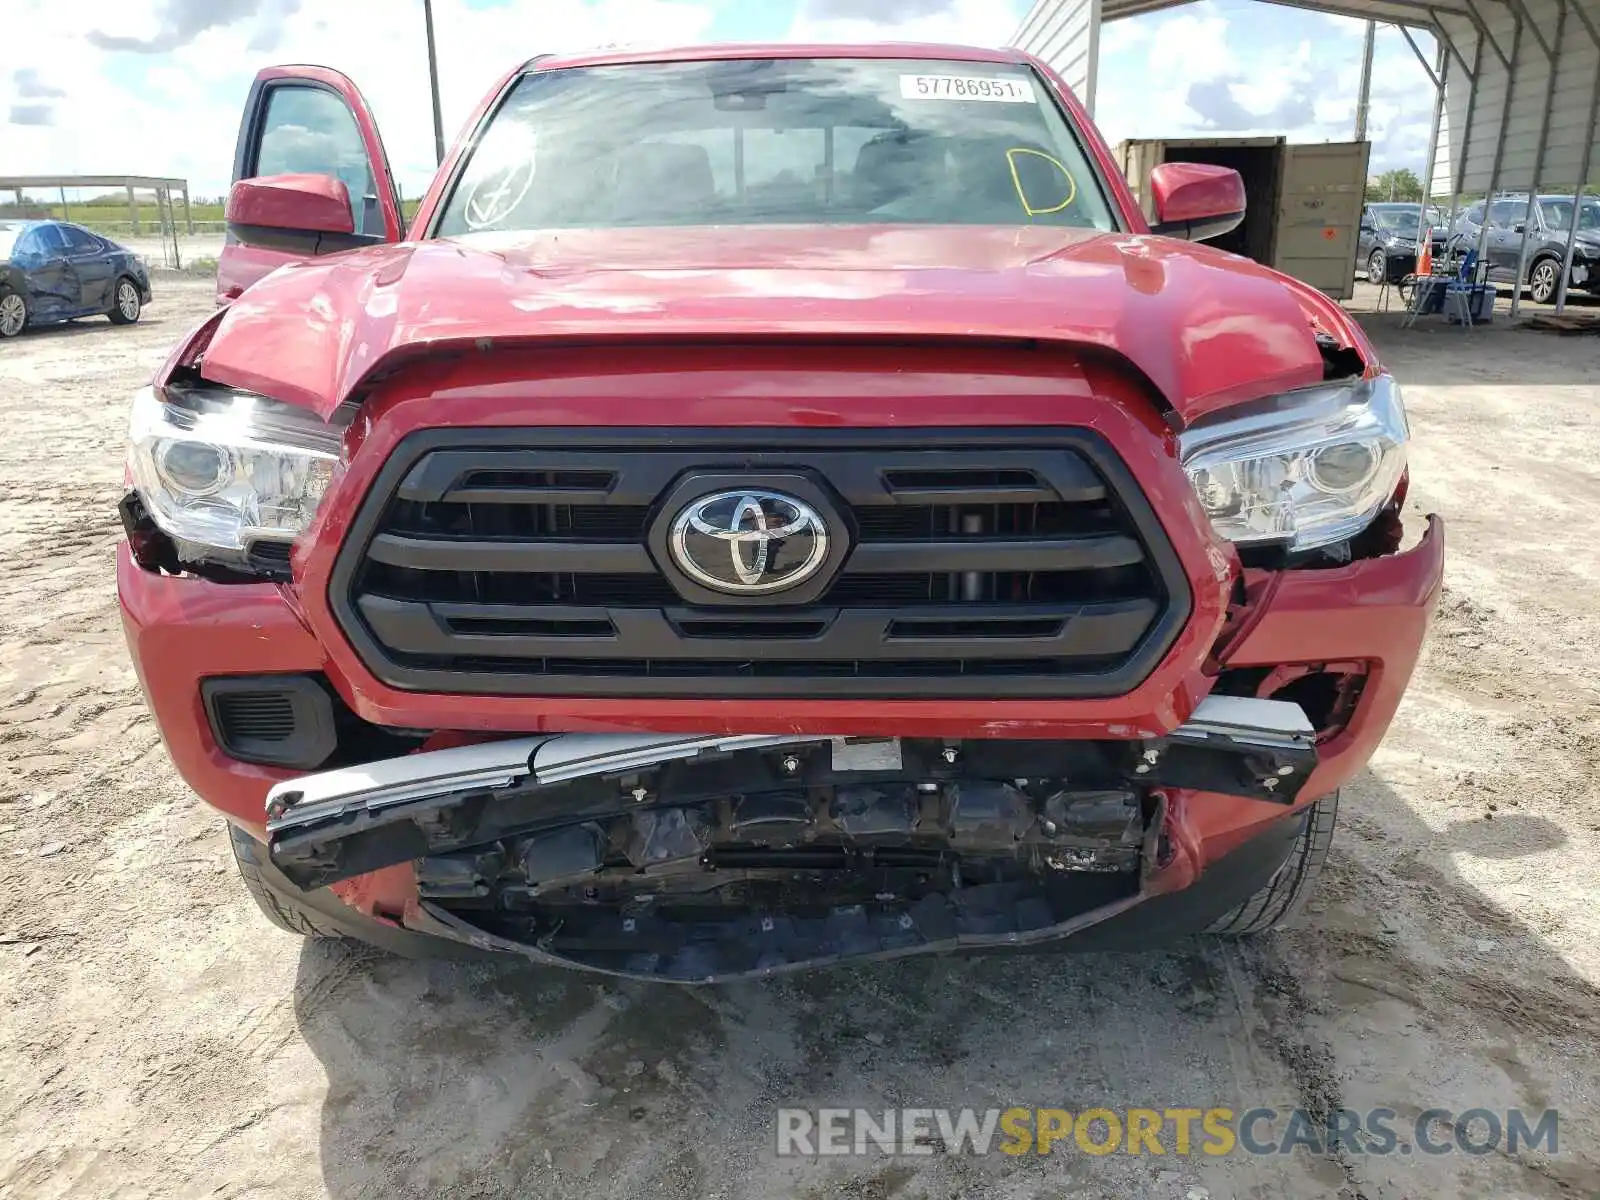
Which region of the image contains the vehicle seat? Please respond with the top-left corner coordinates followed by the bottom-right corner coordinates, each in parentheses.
top-left (947, 140), bottom-right (1038, 221)
top-left (851, 132), bottom-right (943, 213)
top-left (609, 142), bottom-right (716, 224)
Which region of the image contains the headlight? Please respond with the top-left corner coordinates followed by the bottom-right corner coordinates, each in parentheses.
top-left (1178, 373), bottom-right (1407, 552)
top-left (128, 382), bottom-right (347, 553)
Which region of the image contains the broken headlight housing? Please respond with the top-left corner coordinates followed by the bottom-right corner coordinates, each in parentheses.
top-left (1178, 373), bottom-right (1407, 552)
top-left (127, 382), bottom-right (348, 557)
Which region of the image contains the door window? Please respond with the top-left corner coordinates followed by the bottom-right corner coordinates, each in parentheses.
top-left (1486, 200), bottom-right (1522, 229)
top-left (253, 84), bottom-right (379, 236)
top-left (1538, 198), bottom-right (1600, 231)
top-left (60, 226), bottom-right (100, 253)
top-left (1462, 203), bottom-right (1484, 226)
top-left (31, 225), bottom-right (69, 255)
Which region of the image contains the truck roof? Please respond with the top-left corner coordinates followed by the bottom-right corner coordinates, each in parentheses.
top-left (529, 41), bottom-right (1031, 72)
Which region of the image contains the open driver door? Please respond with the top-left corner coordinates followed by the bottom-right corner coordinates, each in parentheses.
top-left (218, 65), bottom-right (406, 302)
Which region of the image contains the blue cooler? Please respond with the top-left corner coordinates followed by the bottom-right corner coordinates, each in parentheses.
top-left (1448, 284), bottom-right (1498, 323)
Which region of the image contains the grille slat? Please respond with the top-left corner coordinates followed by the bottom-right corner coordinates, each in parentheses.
top-left (848, 535), bottom-right (1144, 574)
top-left (383, 500), bottom-right (1122, 544)
top-left (367, 533), bottom-right (656, 573)
top-left (879, 466), bottom-right (1102, 506)
top-left (330, 432), bottom-right (1189, 698)
top-left (357, 595), bottom-right (1159, 663)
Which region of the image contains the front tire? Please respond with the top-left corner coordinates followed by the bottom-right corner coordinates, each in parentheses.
top-left (1206, 792), bottom-right (1338, 937)
top-left (108, 277), bottom-right (142, 325)
top-left (0, 287), bottom-right (27, 338)
top-left (1528, 257), bottom-right (1561, 305)
top-left (228, 825), bottom-right (342, 939)
top-left (1366, 249), bottom-right (1388, 284)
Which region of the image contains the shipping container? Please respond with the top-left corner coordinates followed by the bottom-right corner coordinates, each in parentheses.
top-left (1113, 136), bottom-right (1371, 300)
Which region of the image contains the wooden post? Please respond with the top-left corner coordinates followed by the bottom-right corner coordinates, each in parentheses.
top-left (162, 188), bottom-right (181, 270)
top-left (182, 186), bottom-right (193, 235)
top-left (59, 185), bottom-right (69, 221)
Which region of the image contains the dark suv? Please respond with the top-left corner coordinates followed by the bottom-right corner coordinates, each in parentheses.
top-left (1357, 203), bottom-right (1448, 284)
top-left (1450, 193), bottom-right (1600, 303)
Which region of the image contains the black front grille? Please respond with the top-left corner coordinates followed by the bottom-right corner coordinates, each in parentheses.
top-left (329, 430), bottom-right (1190, 698)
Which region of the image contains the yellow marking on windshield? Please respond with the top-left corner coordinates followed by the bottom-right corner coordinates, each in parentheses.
top-left (1006, 148), bottom-right (1077, 217)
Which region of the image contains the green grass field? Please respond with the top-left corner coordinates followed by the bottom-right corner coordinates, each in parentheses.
top-left (0, 195), bottom-right (422, 232)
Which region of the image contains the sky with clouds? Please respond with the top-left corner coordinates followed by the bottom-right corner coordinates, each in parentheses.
top-left (4, 0), bottom-right (1437, 200)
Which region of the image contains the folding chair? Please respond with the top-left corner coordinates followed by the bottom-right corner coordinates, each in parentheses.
top-left (1442, 249), bottom-right (1482, 330)
top-left (1400, 248), bottom-right (1478, 329)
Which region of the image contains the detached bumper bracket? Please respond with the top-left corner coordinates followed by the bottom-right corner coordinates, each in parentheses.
top-left (1136, 693), bottom-right (1317, 803)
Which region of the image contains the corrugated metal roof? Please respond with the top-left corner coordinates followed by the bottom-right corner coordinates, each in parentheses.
top-left (1013, 0), bottom-right (1600, 196)
top-left (1099, 0), bottom-right (1457, 23)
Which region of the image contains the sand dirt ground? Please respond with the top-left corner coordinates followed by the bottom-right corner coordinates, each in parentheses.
top-left (1, 276), bottom-right (1598, 1200)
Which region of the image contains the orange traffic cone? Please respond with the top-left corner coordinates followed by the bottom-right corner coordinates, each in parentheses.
top-left (1417, 238), bottom-right (1433, 276)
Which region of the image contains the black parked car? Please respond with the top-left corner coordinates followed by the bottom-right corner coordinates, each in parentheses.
top-left (0, 219), bottom-right (153, 339)
top-left (1448, 193), bottom-right (1600, 303)
top-left (1357, 203), bottom-right (1450, 284)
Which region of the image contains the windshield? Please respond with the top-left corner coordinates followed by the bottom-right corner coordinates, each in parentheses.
top-left (1538, 198), bottom-right (1600, 231)
top-left (1373, 209), bottom-right (1421, 233)
top-left (436, 58), bottom-right (1117, 236)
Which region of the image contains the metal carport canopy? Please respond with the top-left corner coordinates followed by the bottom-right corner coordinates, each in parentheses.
top-left (1013, 0), bottom-right (1600, 308)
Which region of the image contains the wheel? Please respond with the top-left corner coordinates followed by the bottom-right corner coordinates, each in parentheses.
top-left (228, 824), bottom-right (343, 938)
top-left (1205, 792), bottom-right (1338, 937)
top-left (108, 276), bottom-right (142, 325)
top-left (1367, 248), bottom-right (1388, 283)
top-left (1528, 257), bottom-right (1561, 305)
top-left (0, 287), bottom-right (27, 338)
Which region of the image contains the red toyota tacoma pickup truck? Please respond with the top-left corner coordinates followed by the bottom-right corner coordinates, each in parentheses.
top-left (117, 43), bottom-right (1441, 982)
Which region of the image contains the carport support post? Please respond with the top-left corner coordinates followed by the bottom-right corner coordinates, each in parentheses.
top-left (1554, 15), bottom-right (1600, 312)
top-left (127, 185), bottom-right (140, 235)
top-left (1509, 0), bottom-right (1565, 321)
top-left (1449, 28), bottom-right (1485, 244)
top-left (1420, 41), bottom-right (1447, 250)
top-left (1472, 15), bottom-right (1522, 287)
top-left (1356, 21), bottom-right (1376, 140)
top-left (58, 185), bottom-right (68, 222)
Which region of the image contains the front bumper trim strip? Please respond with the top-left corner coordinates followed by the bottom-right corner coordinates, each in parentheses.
top-left (264, 695), bottom-right (1315, 837)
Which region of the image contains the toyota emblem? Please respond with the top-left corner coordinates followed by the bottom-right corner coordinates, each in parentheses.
top-left (668, 490), bottom-right (830, 595)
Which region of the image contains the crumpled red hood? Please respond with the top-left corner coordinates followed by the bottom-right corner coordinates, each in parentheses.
top-left (198, 225), bottom-right (1360, 424)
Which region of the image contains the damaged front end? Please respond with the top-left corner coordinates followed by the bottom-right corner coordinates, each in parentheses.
top-left (265, 695), bottom-right (1315, 981)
